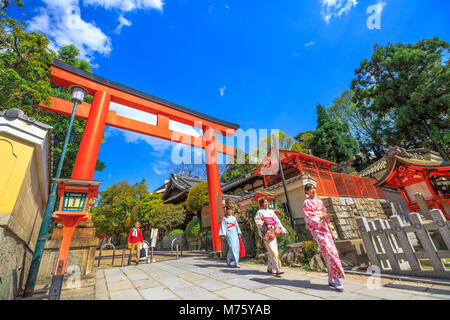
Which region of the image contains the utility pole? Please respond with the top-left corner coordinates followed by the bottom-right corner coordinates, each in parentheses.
top-left (271, 134), bottom-right (296, 230)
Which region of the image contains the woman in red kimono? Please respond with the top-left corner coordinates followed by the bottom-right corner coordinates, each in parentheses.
top-left (302, 183), bottom-right (345, 291)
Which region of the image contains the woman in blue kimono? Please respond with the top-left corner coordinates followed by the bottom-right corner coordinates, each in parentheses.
top-left (219, 206), bottom-right (242, 268)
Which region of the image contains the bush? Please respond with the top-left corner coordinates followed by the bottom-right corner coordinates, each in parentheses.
top-left (185, 217), bottom-right (202, 240)
top-left (150, 204), bottom-right (186, 235)
top-left (168, 229), bottom-right (184, 236)
top-left (245, 202), bottom-right (298, 255)
top-left (186, 182), bottom-right (209, 213)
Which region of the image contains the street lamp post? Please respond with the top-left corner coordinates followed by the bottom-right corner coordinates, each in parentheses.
top-left (23, 86), bottom-right (87, 298)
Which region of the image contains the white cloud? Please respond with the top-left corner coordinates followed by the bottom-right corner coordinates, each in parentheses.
top-left (304, 41), bottom-right (315, 47)
top-left (28, 0), bottom-right (112, 60)
top-left (152, 160), bottom-right (169, 175)
top-left (225, 4), bottom-right (231, 10)
top-left (28, 0), bottom-right (164, 61)
top-left (319, 0), bottom-right (358, 23)
top-left (115, 14), bottom-right (132, 34)
top-left (219, 86), bottom-right (226, 96)
top-left (83, 0), bottom-right (164, 12)
top-left (106, 126), bottom-right (175, 151)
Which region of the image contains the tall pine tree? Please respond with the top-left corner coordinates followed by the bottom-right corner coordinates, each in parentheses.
top-left (309, 103), bottom-right (360, 164)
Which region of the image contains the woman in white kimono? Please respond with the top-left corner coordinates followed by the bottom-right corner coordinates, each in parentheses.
top-left (219, 206), bottom-right (242, 268)
top-left (254, 198), bottom-right (288, 275)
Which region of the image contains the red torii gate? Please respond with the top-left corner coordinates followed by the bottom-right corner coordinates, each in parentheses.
top-left (40, 60), bottom-right (239, 252)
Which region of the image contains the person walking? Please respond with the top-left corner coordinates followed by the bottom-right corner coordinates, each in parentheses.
top-left (127, 221), bottom-right (144, 265)
top-left (254, 198), bottom-right (288, 275)
top-left (219, 206), bottom-right (243, 268)
top-left (302, 183), bottom-right (345, 291)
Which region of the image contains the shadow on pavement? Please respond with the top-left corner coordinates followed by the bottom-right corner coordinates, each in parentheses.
top-left (221, 269), bottom-right (271, 277)
top-left (384, 283), bottom-right (450, 296)
top-left (250, 277), bottom-right (312, 290)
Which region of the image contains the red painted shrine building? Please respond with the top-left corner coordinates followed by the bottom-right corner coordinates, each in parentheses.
top-left (374, 155), bottom-right (450, 220)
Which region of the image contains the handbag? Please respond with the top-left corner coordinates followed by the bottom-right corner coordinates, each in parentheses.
top-left (328, 221), bottom-right (338, 240)
top-left (140, 247), bottom-right (146, 258)
top-left (261, 222), bottom-right (277, 242)
top-left (239, 237), bottom-right (246, 257)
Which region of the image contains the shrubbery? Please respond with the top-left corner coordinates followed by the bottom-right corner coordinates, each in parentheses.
top-left (168, 229), bottom-right (184, 236)
top-left (186, 182), bottom-right (209, 213)
top-left (185, 217), bottom-right (202, 240)
top-left (245, 202), bottom-right (298, 255)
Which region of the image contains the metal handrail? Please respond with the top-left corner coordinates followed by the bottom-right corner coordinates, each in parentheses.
top-left (171, 237), bottom-right (183, 259)
top-left (97, 243), bottom-right (116, 267)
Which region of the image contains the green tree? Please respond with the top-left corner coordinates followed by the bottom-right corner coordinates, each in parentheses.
top-left (0, 3), bottom-right (105, 178)
top-left (327, 90), bottom-right (389, 170)
top-left (149, 204), bottom-right (186, 235)
top-left (0, 9), bottom-right (53, 113)
top-left (309, 103), bottom-right (360, 164)
top-left (137, 192), bottom-right (163, 225)
top-left (56, 44), bottom-right (92, 73)
top-left (186, 182), bottom-right (209, 213)
top-left (91, 180), bottom-right (149, 240)
top-left (351, 38), bottom-right (450, 155)
top-left (1, 0), bottom-right (22, 11)
top-left (221, 148), bottom-right (259, 184)
top-left (251, 131), bottom-right (303, 163)
top-left (293, 131), bottom-right (314, 154)
top-left (185, 217), bottom-right (201, 240)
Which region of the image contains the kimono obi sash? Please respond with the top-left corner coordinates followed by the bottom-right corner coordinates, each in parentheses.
top-left (262, 217), bottom-right (275, 226)
top-left (227, 223), bottom-right (236, 229)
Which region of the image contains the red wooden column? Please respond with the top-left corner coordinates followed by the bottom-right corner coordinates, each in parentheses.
top-left (71, 91), bottom-right (111, 180)
top-left (204, 126), bottom-right (223, 252)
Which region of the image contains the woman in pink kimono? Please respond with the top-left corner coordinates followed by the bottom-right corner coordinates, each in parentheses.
top-left (302, 183), bottom-right (345, 291)
top-left (254, 198), bottom-right (288, 275)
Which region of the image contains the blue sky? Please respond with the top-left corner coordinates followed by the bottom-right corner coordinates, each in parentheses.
top-left (9, 0), bottom-right (450, 192)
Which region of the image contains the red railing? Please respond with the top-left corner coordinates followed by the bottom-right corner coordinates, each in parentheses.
top-left (302, 168), bottom-right (385, 199)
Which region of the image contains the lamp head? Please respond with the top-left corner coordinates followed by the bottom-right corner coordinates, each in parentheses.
top-left (69, 85), bottom-right (87, 104)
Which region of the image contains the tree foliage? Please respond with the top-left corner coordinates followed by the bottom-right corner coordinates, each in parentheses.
top-left (245, 203), bottom-right (298, 255)
top-left (149, 204), bottom-right (186, 235)
top-left (221, 148), bottom-right (259, 184)
top-left (309, 104), bottom-right (360, 164)
top-left (351, 38), bottom-right (450, 154)
top-left (185, 217), bottom-right (201, 240)
top-left (91, 180), bottom-right (149, 240)
top-left (0, 3), bottom-right (106, 178)
top-left (293, 131), bottom-right (314, 154)
top-left (186, 182), bottom-right (209, 213)
top-left (137, 192), bottom-right (163, 225)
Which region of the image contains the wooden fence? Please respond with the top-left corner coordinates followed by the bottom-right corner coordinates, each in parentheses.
top-left (356, 209), bottom-right (450, 279)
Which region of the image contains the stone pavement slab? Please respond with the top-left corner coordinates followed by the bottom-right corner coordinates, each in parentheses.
top-left (110, 288), bottom-right (142, 300)
top-left (196, 278), bottom-right (232, 291)
top-left (139, 286), bottom-right (178, 300)
top-left (133, 278), bottom-right (160, 290)
top-left (255, 286), bottom-right (323, 300)
top-left (158, 277), bottom-right (193, 291)
top-left (175, 286), bottom-right (220, 300)
top-left (178, 271), bottom-right (208, 283)
top-left (215, 286), bottom-right (272, 300)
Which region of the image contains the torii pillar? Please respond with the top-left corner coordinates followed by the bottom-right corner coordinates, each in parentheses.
top-left (71, 90), bottom-right (111, 180)
top-left (204, 126), bottom-right (223, 252)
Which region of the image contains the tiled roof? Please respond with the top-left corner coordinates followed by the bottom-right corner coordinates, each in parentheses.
top-left (357, 157), bottom-right (388, 177)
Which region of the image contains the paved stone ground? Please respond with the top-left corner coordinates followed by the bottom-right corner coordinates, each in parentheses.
top-left (94, 254), bottom-right (450, 300)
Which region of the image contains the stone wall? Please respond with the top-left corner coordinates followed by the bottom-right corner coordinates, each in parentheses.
top-left (35, 223), bottom-right (98, 285)
top-left (322, 197), bottom-right (396, 240)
